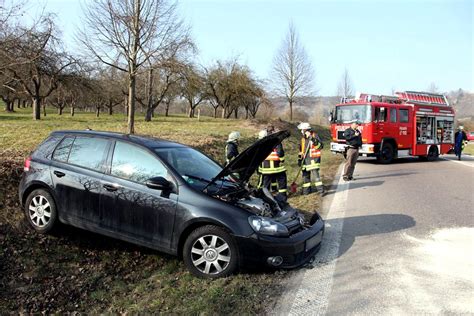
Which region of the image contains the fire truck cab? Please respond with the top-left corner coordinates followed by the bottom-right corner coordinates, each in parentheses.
top-left (330, 91), bottom-right (455, 163)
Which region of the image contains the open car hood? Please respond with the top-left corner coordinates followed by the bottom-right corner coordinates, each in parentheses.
top-left (210, 130), bottom-right (290, 185)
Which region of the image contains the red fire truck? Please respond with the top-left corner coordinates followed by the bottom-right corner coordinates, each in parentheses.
top-left (330, 91), bottom-right (455, 163)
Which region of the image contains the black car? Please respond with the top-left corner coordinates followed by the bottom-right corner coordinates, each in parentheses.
top-left (19, 130), bottom-right (324, 278)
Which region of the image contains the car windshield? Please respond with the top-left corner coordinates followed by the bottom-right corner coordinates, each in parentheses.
top-left (335, 105), bottom-right (372, 123)
top-left (155, 147), bottom-right (224, 186)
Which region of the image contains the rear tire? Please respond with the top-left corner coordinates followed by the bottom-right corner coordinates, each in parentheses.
top-left (24, 189), bottom-right (58, 234)
top-left (427, 145), bottom-right (439, 161)
top-left (183, 225), bottom-right (239, 278)
top-left (377, 143), bottom-right (394, 164)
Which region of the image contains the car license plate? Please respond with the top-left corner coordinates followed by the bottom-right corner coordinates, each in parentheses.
top-left (305, 231), bottom-right (322, 251)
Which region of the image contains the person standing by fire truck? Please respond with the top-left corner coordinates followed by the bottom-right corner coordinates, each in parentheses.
top-left (343, 120), bottom-right (362, 181)
top-left (297, 122), bottom-right (324, 195)
top-left (257, 129), bottom-right (288, 202)
top-left (454, 126), bottom-right (468, 161)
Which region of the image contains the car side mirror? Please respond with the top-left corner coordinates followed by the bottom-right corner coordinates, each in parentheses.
top-left (329, 111), bottom-right (334, 122)
top-left (146, 176), bottom-right (171, 191)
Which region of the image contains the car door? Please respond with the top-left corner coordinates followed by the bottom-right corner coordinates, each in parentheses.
top-left (50, 135), bottom-right (111, 225)
top-left (99, 140), bottom-right (178, 250)
top-left (397, 107), bottom-right (412, 149)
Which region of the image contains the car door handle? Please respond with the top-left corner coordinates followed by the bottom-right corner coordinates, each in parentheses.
top-left (53, 170), bottom-right (65, 178)
top-left (103, 183), bottom-right (119, 192)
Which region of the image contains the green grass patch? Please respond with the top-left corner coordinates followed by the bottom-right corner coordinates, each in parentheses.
top-left (463, 142), bottom-right (474, 156)
top-left (0, 107), bottom-right (342, 313)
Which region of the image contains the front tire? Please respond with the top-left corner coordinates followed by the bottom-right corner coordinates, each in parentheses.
top-left (377, 143), bottom-right (394, 164)
top-left (183, 225), bottom-right (239, 278)
top-left (24, 189), bottom-right (58, 233)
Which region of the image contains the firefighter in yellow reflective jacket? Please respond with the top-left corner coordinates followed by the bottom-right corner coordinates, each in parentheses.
top-left (297, 122), bottom-right (324, 195)
top-left (257, 129), bottom-right (288, 202)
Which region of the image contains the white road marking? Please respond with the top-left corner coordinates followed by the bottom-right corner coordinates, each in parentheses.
top-left (285, 168), bottom-right (350, 316)
top-left (443, 158), bottom-right (474, 168)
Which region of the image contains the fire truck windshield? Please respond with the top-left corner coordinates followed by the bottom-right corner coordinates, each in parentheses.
top-left (335, 105), bottom-right (372, 123)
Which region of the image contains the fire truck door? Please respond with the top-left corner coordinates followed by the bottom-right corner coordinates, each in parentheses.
top-left (397, 107), bottom-right (412, 149)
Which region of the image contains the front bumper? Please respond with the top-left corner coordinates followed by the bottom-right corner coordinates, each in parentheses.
top-left (330, 142), bottom-right (376, 156)
top-left (235, 214), bottom-right (325, 269)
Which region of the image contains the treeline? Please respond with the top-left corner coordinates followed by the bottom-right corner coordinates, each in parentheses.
top-left (0, 1), bottom-right (272, 129)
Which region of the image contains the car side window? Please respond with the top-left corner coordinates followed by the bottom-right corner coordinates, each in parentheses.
top-left (52, 136), bottom-right (75, 162)
top-left (399, 109), bottom-right (409, 123)
top-left (67, 137), bottom-right (109, 171)
top-left (374, 107), bottom-right (387, 122)
top-left (390, 108), bottom-right (397, 123)
top-left (111, 141), bottom-right (167, 183)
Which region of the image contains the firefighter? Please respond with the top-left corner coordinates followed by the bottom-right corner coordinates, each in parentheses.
top-left (225, 131), bottom-right (240, 165)
top-left (454, 126), bottom-right (468, 161)
top-left (342, 120), bottom-right (362, 181)
top-left (297, 122), bottom-right (324, 195)
top-left (257, 129), bottom-right (288, 202)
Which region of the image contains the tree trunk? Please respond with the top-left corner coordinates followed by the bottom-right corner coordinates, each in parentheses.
top-left (4, 101), bottom-right (13, 112)
top-left (71, 106), bottom-right (75, 116)
top-left (22, 100), bottom-right (26, 108)
top-left (289, 99), bottom-right (293, 121)
top-left (58, 107), bottom-right (63, 115)
top-left (145, 106), bottom-right (153, 122)
top-left (188, 105), bottom-right (194, 118)
top-left (221, 107), bottom-right (225, 119)
top-left (165, 103), bottom-right (170, 117)
top-left (128, 72), bottom-right (136, 134)
top-left (96, 106), bottom-right (100, 117)
top-left (234, 108), bottom-right (238, 119)
top-left (245, 108), bottom-right (249, 119)
top-left (108, 104), bottom-right (113, 115)
top-left (42, 103), bottom-right (47, 117)
top-left (16, 99), bottom-right (21, 108)
top-left (213, 107), bottom-right (218, 118)
top-left (33, 97), bottom-right (41, 120)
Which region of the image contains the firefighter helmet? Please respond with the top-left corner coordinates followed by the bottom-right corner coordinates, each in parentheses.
top-left (258, 129), bottom-right (268, 139)
top-left (297, 122), bottom-right (312, 131)
top-left (228, 131), bottom-right (241, 142)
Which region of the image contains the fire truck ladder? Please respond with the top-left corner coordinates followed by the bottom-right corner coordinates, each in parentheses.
top-left (396, 91), bottom-right (449, 106)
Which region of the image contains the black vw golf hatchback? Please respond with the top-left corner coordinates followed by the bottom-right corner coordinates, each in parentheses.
top-left (19, 130), bottom-right (324, 278)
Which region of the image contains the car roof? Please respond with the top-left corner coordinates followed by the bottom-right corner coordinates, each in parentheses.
top-left (51, 130), bottom-right (185, 149)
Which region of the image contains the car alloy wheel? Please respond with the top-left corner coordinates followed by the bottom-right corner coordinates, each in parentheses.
top-left (183, 225), bottom-right (238, 278)
top-left (29, 195), bottom-right (52, 228)
top-left (191, 234), bottom-right (231, 275)
top-left (25, 189), bottom-right (57, 233)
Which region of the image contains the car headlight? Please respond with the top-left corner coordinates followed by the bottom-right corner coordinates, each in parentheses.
top-left (248, 216), bottom-right (289, 236)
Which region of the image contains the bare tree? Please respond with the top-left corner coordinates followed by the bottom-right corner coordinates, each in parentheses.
top-left (427, 82), bottom-right (439, 93)
top-left (337, 67), bottom-right (354, 98)
top-left (181, 64), bottom-right (205, 118)
top-left (272, 22), bottom-right (315, 121)
top-left (79, 0), bottom-right (191, 134)
top-left (2, 17), bottom-right (76, 120)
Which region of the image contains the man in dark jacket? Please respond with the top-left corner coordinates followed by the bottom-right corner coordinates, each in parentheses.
top-left (343, 120), bottom-right (362, 181)
top-left (454, 126), bottom-right (468, 161)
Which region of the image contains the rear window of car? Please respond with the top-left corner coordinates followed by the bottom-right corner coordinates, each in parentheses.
top-left (67, 137), bottom-right (109, 171)
top-left (32, 134), bottom-right (63, 159)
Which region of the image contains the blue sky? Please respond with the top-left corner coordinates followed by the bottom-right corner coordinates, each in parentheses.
top-left (28, 0), bottom-right (473, 95)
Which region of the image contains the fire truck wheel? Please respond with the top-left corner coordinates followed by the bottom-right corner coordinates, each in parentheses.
top-left (377, 143), bottom-right (394, 164)
top-left (427, 145), bottom-right (439, 161)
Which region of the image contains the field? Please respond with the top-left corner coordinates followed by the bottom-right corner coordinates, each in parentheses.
top-left (0, 108), bottom-right (343, 313)
top-left (463, 142), bottom-right (474, 156)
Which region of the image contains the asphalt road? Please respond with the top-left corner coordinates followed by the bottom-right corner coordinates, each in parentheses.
top-left (278, 154), bottom-right (474, 315)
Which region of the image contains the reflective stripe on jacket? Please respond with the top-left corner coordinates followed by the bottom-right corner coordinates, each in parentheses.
top-left (258, 144), bottom-right (286, 174)
top-left (300, 133), bottom-right (322, 170)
